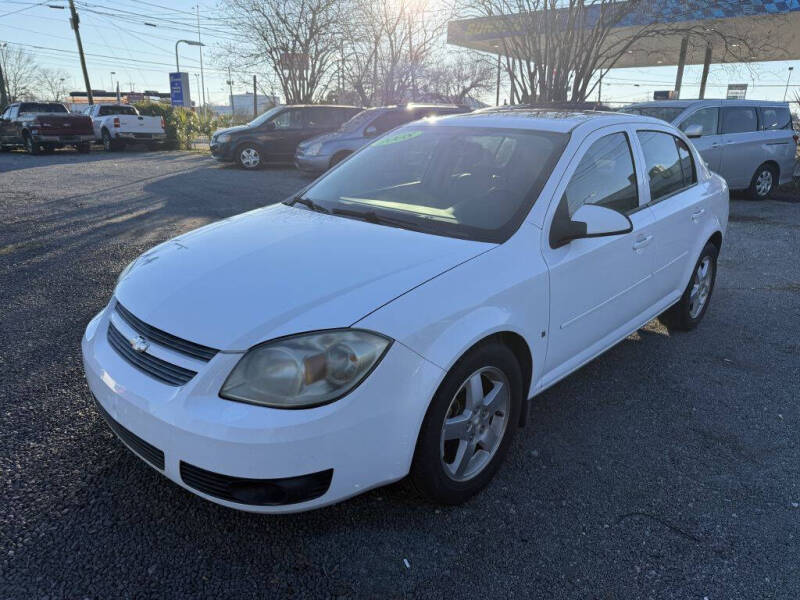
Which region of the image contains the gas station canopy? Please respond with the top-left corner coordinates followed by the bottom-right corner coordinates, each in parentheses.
top-left (448, 0), bottom-right (800, 68)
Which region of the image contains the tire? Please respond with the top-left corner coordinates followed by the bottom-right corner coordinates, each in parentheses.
top-left (410, 341), bottom-right (523, 505)
top-left (42, 144), bottom-right (56, 154)
top-left (329, 151), bottom-right (351, 169)
top-left (101, 129), bottom-right (115, 152)
top-left (0, 145), bottom-right (11, 152)
top-left (748, 163), bottom-right (777, 200)
top-left (76, 142), bottom-right (91, 154)
top-left (660, 242), bottom-right (719, 332)
top-left (24, 133), bottom-right (41, 155)
top-left (235, 143), bottom-right (263, 169)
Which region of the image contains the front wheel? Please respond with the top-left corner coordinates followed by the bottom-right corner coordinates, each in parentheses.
top-left (660, 242), bottom-right (719, 331)
top-left (748, 163), bottom-right (776, 200)
top-left (235, 143), bottom-right (262, 169)
top-left (76, 142), bottom-right (91, 154)
top-left (410, 342), bottom-right (522, 505)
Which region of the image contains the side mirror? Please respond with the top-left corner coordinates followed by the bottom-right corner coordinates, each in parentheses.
top-left (550, 203), bottom-right (633, 249)
top-left (264, 121), bottom-right (277, 131)
top-left (364, 125), bottom-right (377, 137)
top-left (683, 124), bottom-right (703, 138)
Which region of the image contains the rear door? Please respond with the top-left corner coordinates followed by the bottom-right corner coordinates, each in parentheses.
top-left (677, 105), bottom-right (722, 173)
top-left (758, 105), bottom-right (797, 185)
top-left (718, 106), bottom-right (761, 188)
top-left (632, 128), bottom-right (706, 300)
top-left (541, 127), bottom-right (657, 379)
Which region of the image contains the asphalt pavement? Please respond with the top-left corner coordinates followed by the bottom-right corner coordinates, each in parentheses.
top-left (1, 148), bottom-right (798, 599)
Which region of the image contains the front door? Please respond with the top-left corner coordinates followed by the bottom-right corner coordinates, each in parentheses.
top-left (541, 128), bottom-right (658, 382)
top-left (263, 107), bottom-right (308, 162)
top-left (677, 106), bottom-right (722, 174)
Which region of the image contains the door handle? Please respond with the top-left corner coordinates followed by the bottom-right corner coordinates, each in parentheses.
top-left (632, 234), bottom-right (653, 251)
top-left (691, 208), bottom-right (706, 221)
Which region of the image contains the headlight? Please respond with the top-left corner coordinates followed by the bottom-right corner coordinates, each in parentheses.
top-left (216, 133), bottom-right (231, 143)
top-left (305, 142), bottom-right (323, 156)
top-left (220, 330), bottom-right (391, 408)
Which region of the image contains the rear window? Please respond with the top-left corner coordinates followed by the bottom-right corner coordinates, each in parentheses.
top-left (98, 105), bottom-right (138, 116)
top-left (19, 103), bottom-right (68, 114)
top-left (622, 106), bottom-right (684, 123)
top-left (759, 106), bottom-right (792, 131)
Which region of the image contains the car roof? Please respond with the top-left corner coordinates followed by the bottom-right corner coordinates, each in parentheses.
top-left (285, 104), bottom-right (360, 109)
top-left (428, 108), bottom-right (666, 134)
top-left (626, 99), bottom-right (789, 109)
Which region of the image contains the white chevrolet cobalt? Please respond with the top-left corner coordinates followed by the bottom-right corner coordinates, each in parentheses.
top-left (82, 109), bottom-right (729, 512)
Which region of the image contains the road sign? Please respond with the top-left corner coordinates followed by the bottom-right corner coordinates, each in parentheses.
top-left (726, 84), bottom-right (748, 99)
top-left (169, 72), bottom-right (191, 107)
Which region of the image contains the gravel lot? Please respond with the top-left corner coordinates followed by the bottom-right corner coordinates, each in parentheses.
top-left (1, 148), bottom-right (799, 599)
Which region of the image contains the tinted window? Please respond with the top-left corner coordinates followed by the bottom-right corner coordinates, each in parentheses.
top-left (637, 131), bottom-right (687, 201)
top-left (679, 108), bottom-right (719, 136)
top-left (623, 106), bottom-right (684, 122)
top-left (760, 106), bottom-right (792, 130)
top-left (271, 109), bottom-right (305, 129)
top-left (563, 132), bottom-right (639, 217)
top-left (369, 110), bottom-right (414, 135)
top-left (721, 107), bottom-right (758, 134)
top-left (308, 107), bottom-right (350, 128)
top-left (98, 105), bottom-right (137, 116)
top-left (19, 103), bottom-right (68, 114)
top-left (302, 126), bottom-right (568, 243)
top-left (675, 137), bottom-right (696, 187)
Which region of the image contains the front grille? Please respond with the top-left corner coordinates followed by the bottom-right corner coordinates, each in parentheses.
top-left (107, 322), bottom-right (197, 386)
top-left (180, 462), bottom-right (333, 506)
top-left (115, 302), bottom-right (218, 361)
top-left (94, 396), bottom-right (165, 470)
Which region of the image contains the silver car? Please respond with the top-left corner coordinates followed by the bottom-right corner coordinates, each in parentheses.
top-left (295, 104), bottom-right (470, 173)
top-left (624, 100), bottom-right (797, 199)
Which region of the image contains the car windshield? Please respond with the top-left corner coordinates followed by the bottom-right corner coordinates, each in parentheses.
top-left (19, 103), bottom-right (68, 114)
top-left (248, 106), bottom-right (283, 127)
top-left (621, 106), bottom-right (684, 123)
top-left (338, 109), bottom-right (379, 132)
top-left (299, 125), bottom-right (569, 243)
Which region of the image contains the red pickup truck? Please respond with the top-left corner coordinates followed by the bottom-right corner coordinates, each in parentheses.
top-left (0, 102), bottom-right (94, 154)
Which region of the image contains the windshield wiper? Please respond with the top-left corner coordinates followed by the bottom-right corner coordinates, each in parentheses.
top-left (330, 207), bottom-right (413, 229)
top-left (284, 195), bottom-right (330, 214)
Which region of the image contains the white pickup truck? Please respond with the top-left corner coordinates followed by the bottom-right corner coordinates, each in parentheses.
top-left (82, 103), bottom-right (166, 151)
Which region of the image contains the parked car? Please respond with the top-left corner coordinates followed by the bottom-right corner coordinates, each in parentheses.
top-left (623, 99), bottom-right (798, 199)
top-left (295, 104), bottom-right (471, 173)
top-left (83, 110), bottom-right (728, 513)
top-left (210, 105), bottom-right (361, 169)
top-left (0, 102), bottom-right (93, 154)
top-left (82, 103), bottom-right (166, 151)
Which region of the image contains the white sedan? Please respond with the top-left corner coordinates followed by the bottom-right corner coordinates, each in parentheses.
top-left (82, 109), bottom-right (729, 512)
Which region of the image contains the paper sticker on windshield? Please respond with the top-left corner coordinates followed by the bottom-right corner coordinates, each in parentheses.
top-left (373, 130), bottom-right (422, 146)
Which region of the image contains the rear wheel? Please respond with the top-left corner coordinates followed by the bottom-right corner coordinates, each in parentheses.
top-left (76, 142), bottom-right (91, 154)
top-left (235, 143), bottom-right (262, 169)
top-left (101, 129), bottom-right (117, 152)
top-left (410, 342), bottom-right (522, 505)
top-left (660, 242), bottom-right (719, 331)
top-left (24, 133), bottom-right (41, 155)
top-left (748, 163), bottom-right (777, 200)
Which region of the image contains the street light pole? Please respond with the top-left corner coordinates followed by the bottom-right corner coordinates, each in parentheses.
top-left (175, 39), bottom-right (204, 73)
top-left (196, 5), bottom-right (206, 114)
top-left (784, 66), bottom-right (794, 102)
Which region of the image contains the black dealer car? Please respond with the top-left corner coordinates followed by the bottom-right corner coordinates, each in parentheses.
top-left (210, 104), bottom-right (361, 169)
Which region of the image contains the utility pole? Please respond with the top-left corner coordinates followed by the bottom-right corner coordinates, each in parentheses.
top-left (674, 35), bottom-right (689, 100)
top-left (495, 54), bottom-right (501, 106)
top-left (408, 15), bottom-right (416, 101)
top-left (68, 0), bottom-right (93, 105)
top-left (253, 74), bottom-right (257, 118)
top-left (227, 65), bottom-right (234, 115)
top-left (0, 47), bottom-right (8, 108)
top-left (196, 4), bottom-right (206, 114)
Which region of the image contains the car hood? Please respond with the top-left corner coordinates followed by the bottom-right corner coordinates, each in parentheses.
top-left (115, 203), bottom-right (493, 351)
top-left (212, 125), bottom-right (250, 139)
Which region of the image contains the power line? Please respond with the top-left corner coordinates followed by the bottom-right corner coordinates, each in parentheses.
top-left (0, 0), bottom-right (49, 19)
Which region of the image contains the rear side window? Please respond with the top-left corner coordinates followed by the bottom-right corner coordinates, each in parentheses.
top-left (679, 107), bottom-right (719, 136)
top-left (721, 107), bottom-right (758, 134)
top-left (759, 106), bottom-right (792, 130)
top-left (637, 131), bottom-right (695, 202)
top-left (563, 132), bottom-right (639, 216)
top-left (307, 108), bottom-right (350, 128)
top-left (369, 110), bottom-right (414, 135)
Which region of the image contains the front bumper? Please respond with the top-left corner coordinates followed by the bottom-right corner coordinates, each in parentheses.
top-left (294, 152), bottom-right (331, 173)
top-left (32, 133), bottom-right (93, 144)
top-left (210, 141), bottom-right (234, 161)
top-left (81, 304), bottom-right (443, 513)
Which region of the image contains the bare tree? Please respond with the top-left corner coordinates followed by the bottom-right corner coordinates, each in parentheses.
top-left (420, 53), bottom-right (494, 104)
top-left (36, 69), bottom-right (71, 102)
top-left (220, 0), bottom-right (343, 104)
top-left (461, 0), bottom-right (777, 103)
top-left (0, 45), bottom-right (40, 102)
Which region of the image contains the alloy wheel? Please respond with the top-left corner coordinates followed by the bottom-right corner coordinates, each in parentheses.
top-left (440, 366), bottom-right (510, 482)
top-left (688, 256), bottom-right (713, 319)
top-left (755, 169), bottom-right (773, 197)
top-left (240, 147), bottom-right (260, 168)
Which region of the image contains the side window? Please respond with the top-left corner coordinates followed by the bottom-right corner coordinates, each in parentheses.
top-left (271, 109), bottom-right (305, 130)
top-left (679, 108), bottom-right (719, 136)
top-left (563, 132), bottom-right (639, 217)
top-left (637, 131), bottom-right (688, 201)
top-left (306, 108), bottom-right (335, 128)
top-left (759, 106), bottom-right (792, 130)
top-left (721, 107), bottom-right (758, 134)
top-left (370, 111), bottom-right (414, 135)
top-left (675, 137), bottom-right (697, 187)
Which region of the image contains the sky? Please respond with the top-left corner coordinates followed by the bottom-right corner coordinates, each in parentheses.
top-left (1, 0), bottom-right (798, 108)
